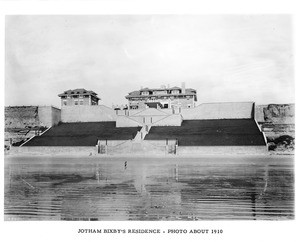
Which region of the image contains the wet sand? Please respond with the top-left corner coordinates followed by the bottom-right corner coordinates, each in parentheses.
top-left (4, 155), bottom-right (294, 220)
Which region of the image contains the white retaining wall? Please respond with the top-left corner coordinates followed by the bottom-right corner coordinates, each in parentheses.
top-left (61, 105), bottom-right (117, 122)
top-left (152, 114), bottom-right (182, 126)
top-left (177, 145), bottom-right (267, 155)
top-left (17, 146), bottom-right (96, 155)
top-left (38, 106), bottom-right (61, 127)
top-left (116, 116), bottom-right (143, 127)
top-left (180, 102), bottom-right (254, 120)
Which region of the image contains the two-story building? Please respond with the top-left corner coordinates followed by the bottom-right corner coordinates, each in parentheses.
top-left (125, 83), bottom-right (197, 110)
top-left (58, 88), bottom-right (100, 106)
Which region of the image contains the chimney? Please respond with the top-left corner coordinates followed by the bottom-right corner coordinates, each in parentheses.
top-left (140, 86), bottom-right (143, 90)
top-left (181, 82), bottom-right (186, 94)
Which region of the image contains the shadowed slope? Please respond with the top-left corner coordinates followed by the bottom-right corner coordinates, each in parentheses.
top-left (145, 119), bottom-right (266, 146)
top-left (23, 122), bottom-right (141, 146)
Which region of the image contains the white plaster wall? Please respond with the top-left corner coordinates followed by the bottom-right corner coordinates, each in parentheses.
top-left (181, 102), bottom-right (254, 120)
top-left (116, 116), bottom-right (143, 127)
top-left (152, 114), bottom-right (182, 126)
top-left (61, 105), bottom-right (117, 122)
top-left (38, 106), bottom-right (61, 127)
top-left (177, 145), bottom-right (267, 155)
top-left (18, 146), bottom-right (96, 155)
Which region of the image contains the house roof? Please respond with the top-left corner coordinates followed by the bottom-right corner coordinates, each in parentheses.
top-left (126, 88), bottom-right (197, 99)
top-left (140, 86), bottom-right (182, 91)
top-left (58, 88), bottom-right (100, 99)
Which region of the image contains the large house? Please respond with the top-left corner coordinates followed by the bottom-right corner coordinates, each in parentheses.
top-left (125, 82), bottom-right (197, 109)
top-left (58, 88), bottom-right (100, 106)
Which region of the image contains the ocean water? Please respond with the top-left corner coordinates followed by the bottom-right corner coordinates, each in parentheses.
top-left (4, 155), bottom-right (294, 221)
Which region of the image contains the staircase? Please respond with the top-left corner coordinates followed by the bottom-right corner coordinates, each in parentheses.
top-left (133, 125), bottom-right (151, 142)
top-left (131, 125), bottom-right (151, 153)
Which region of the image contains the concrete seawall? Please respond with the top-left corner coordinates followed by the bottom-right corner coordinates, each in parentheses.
top-left (17, 146), bottom-right (96, 155)
top-left (15, 141), bottom-right (267, 156)
top-left (177, 146), bottom-right (268, 155)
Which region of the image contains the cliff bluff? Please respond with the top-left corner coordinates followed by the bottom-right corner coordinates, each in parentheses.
top-left (256, 104), bottom-right (295, 154)
top-left (5, 106), bottom-right (61, 148)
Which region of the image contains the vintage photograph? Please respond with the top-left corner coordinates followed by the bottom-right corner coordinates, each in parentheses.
top-left (4, 15), bottom-right (294, 221)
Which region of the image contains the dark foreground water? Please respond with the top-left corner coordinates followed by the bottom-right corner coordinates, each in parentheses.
top-left (4, 155), bottom-right (294, 221)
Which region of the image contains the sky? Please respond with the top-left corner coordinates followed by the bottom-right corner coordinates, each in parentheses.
top-left (5, 15), bottom-right (294, 107)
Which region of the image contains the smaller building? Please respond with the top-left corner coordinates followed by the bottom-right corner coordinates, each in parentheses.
top-left (58, 88), bottom-right (100, 106)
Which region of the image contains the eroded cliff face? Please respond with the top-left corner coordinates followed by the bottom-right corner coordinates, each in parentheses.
top-left (263, 104), bottom-right (295, 124)
top-left (256, 104), bottom-right (295, 154)
top-left (5, 106), bottom-right (39, 128)
top-left (5, 106), bottom-right (48, 147)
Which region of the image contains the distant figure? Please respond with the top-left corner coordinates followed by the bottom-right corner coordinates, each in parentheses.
top-left (124, 161), bottom-right (127, 169)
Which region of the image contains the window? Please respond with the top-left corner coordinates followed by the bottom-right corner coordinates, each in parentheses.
top-left (63, 100), bottom-right (67, 106)
top-left (75, 101), bottom-right (78, 105)
top-left (79, 100), bottom-right (83, 105)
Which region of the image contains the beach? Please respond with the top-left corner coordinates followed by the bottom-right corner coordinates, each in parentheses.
top-left (4, 154), bottom-right (294, 221)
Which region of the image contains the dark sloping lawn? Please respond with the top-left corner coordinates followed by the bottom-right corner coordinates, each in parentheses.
top-left (145, 119), bottom-right (266, 146)
top-left (24, 122), bottom-right (141, 146)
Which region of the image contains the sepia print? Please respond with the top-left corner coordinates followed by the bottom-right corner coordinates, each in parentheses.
top-left (4, 15), bottom-right (294, 221)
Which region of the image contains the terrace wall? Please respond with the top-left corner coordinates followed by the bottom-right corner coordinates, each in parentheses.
top-left (38, 106), bottom-right (61, 127)
top-left (152, 114), bottom-right (182, 126)
top-left (177, 146), bottom-right (268, 155)
top-left (116, 114), bottom-right (182, 127)
top-left (116, 116), bottom-right (143, 127)
top-left (17, 146), bottom-right (96, 155)
top-left (96, 139), bottom-right (176, 155)
top-left (61, 105), bottom-right (117, 122)
top-left (181, 102), bottom-right (254, 120)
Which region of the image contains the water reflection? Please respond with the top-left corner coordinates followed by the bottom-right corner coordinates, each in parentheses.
top-left (4, 156), bottom-right (294, 221)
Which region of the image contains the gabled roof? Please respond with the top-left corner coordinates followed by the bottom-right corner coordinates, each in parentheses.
top-left (141, 86), bottom-right (181, 91)
top-left (125, 87), bottom-right (197, 99)
top-left (169, 86), bottom-right (181, 90)
top-left (58, 88), bottom-right (100, 99)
